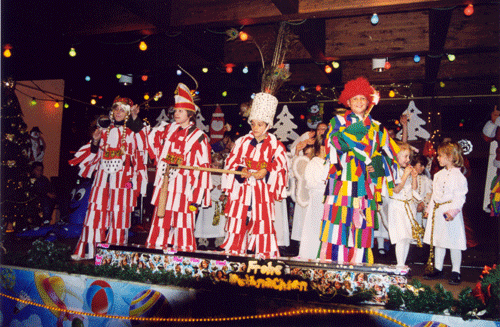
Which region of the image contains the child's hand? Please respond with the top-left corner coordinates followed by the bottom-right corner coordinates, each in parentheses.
top-left (241, 168), bottom-right (251, 178)
top-left (403, 166), bottom-right (413, 178)
top-left (444, 213), bottom-right (453, 221)
top-left (400, 114), bottom-right (408, 127)
top-left (130, 104), bottom-right (140, 120)
top-left (366, 165), bottom-right (375, 173)
top-left (417, 202), bottom-right (425, 212)
top-left (410, 166), bottom-right (418, 178)
top-left (252, 168), bottom-right (268, 180)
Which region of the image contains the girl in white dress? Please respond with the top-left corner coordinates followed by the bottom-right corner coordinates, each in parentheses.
top-left (388, 143), bottom-right (421, 268)
top-left (194, 153), bottom-right (226, 250)
top-left (423, 141), bottom-right (468, 285)
top-left (412, 154), bottom-right (433, 228)
top-left (298, 137), bottom-right (329, 259)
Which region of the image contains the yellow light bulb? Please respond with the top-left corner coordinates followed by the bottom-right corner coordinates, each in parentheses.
top-left (139, 41), bottom-right (147, 51)
top-left (3, 49), bottom-right (11, 58)
top-left (90, 99), bottom-right (96, 105)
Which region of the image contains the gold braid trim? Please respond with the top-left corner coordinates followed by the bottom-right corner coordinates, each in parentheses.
top-left (392, 198), bottom-right (425, 247)
top-left (425, 200), bottom-right (452, 274)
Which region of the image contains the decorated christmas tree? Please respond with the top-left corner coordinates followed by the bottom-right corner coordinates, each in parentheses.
top-left (1, 80), bottom-right (41, 233)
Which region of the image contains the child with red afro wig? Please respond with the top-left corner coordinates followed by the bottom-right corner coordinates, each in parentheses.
top-left (318, 76), bottom-right (399, 265)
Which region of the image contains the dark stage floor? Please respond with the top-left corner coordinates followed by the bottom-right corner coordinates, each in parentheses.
top-left (2, 221), bottom-right (495, 300)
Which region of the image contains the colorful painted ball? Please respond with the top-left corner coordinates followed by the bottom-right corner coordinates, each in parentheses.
top-left (0, 268), bottom-right (16, 290)
top-left (86, 280), bottom-right (114, 315)
top-left (129, 289), bottom-right (172, 326)
top-left (413, 322), bottom-right (449, 327)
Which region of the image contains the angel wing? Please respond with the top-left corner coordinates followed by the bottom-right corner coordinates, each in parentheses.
top-left (292, 155), bottom-right (311, 207)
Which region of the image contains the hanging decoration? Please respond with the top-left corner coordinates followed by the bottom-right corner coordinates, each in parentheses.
top-left (270, 105), bottom-right (299, 145)
top-left (306, 100), bottom-right (324, 129)
top-left (458, 139), bottom-right (473, 155)
top-left (209, 105), bottom-right (225, 144)
top-left (396, 101), bottom-right (430, 141)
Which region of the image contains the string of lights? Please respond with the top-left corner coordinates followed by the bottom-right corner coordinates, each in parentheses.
top-left (0, 292), bottom-right (410, 326)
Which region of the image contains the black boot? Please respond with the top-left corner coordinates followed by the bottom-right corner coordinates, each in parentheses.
top-left (207, 238), bottom-right (216, 250)
top-left (282, 240), bottom-right (299, 257)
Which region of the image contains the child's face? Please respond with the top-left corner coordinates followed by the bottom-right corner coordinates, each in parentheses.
top-left (250, 120), bottom-right (268, 141)
top-left (347, 95), bottom-right (369, 117)
top-left (397, 149), bottom-right (411, 167)
top-left (437, 151), bottom-right (453, 168)
top-left (174, 108), bottom-right (190, 126)
top-left (316, 123), bottom-right (328, 137)
top-left (414, 162), bottom-right (425, 175)
top-left (304, 147), bottom-right (314, 159)
top-left (113, 105), bottom-right (127, 122)
top-left (211, 160), bottom-right (223, 169)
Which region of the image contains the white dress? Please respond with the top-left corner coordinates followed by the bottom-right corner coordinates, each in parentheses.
top-left (290, 155), bottom-right (310, 241)
top-left (298, 157), bottom-right (329, 259)
top-left (274, 199), bottom-right (290, 247)
top-left (423, 167), bottom-right (468, 250)
top-left (194, 175), bottom-right (226, 239)
top-left (388, 168), bottom-right (421, 245)
top-left (414, 174), bottom-right (432, 227)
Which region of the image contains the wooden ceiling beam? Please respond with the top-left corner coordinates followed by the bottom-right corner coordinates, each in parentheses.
top-left (170, 0), bottom-right (489, 28)
top-left (423, 7), bottom-right (453, 96)
top-left (271, 0), bottom-right (299, 15)
top-left (291, 19), bottom-right (341, 85)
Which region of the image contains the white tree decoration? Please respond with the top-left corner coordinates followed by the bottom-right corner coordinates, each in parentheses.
top-left (196, 110), bottom-right (209, 133)
top-left (397, 100), bottom-right (430, 141)
top-left (154, 108), bottom-right (171, 127)
top-left (270, 105), bottom-right (299, 144)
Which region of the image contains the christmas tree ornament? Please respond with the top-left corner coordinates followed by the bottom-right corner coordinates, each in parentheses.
top-left (209, 105), bottom-right (225, 144)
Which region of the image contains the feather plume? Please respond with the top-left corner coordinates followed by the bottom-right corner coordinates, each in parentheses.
top-left (261, 22), bottom-right (292, 95)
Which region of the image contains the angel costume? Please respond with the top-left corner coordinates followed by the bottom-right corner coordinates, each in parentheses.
top-left (194, 174), bottom-right (226, 240)
top-left (298, 156), bottom-right (329, 259)
top-left (388, 167), bottom-right (422, 245)
top-left (423, 167), bottom-right (468, 251)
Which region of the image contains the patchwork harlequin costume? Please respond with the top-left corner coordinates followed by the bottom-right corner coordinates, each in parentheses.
top-left (220, 92), bottom-right (289, 259)
top-left (69, 97), bottom-right (147, 260)
top-left (146, 83), bottom-right (212, 251)
top-left (319, 77), bottom-right (399, 264)
top-left (482, 108), bottom-right (500, 216)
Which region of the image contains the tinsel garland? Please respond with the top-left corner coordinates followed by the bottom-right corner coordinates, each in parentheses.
top-left (4, 239), bottom-right (499, 321)
top-left (386, 278), bottom-right (498, 321)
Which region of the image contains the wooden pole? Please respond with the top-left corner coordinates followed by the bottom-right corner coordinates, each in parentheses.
top-left (170, 164), bottom-right (244, 175)
top-left (156, 164), bottom-right (243, 218)
top-left (157, 164), bottom-right (170, 218)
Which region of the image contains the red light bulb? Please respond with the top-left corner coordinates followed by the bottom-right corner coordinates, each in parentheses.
top-left (464, 4), bottom-right (474, 16)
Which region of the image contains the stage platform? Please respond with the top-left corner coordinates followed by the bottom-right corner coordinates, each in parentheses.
top-left (95, 243), bottom-right (409, 305)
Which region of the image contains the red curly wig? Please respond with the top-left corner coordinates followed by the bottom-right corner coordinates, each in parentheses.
top-left (338, 77), bottom-right (377, 108)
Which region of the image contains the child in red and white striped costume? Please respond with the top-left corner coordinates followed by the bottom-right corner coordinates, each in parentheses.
top-left (145, 83), bottom-right (212, 252)
top-left (220, 92), bottom-right (289, 259)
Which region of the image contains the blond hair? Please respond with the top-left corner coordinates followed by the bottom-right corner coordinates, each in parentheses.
top-left (396, 141), bottom-right (413, 157)
top-left (438, 141), bottom-right (464, 168)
